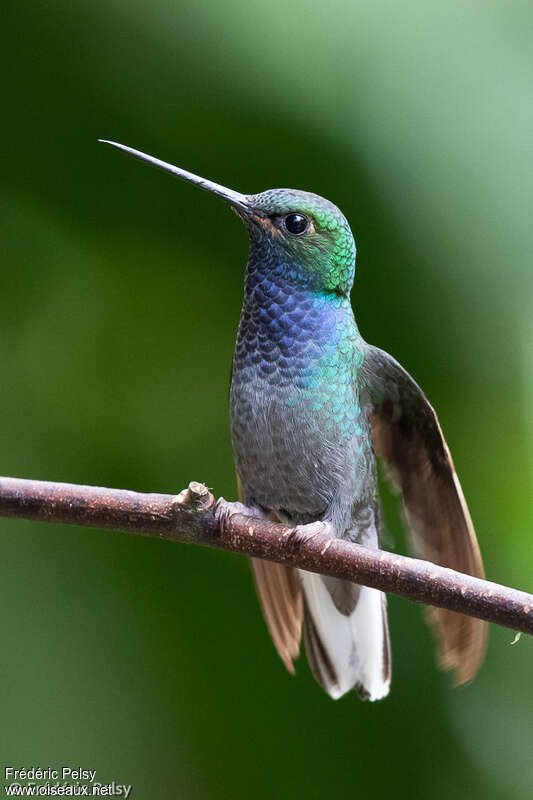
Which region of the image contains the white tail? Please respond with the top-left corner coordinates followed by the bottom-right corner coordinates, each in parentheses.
top-left (300, 571), bottom-right (391, 701)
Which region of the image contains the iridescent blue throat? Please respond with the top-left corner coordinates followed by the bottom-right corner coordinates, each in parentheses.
top-left (233, 252), bottom-right (363, 405)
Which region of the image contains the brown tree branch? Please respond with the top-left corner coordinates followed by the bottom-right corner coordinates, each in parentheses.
top-left (0, 475), bottom-right (532, 635)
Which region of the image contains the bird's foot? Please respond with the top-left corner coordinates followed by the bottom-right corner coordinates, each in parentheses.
top-left (283, 520), bottom-right (334, 548)
top-left (214, 498), bottom-right (262, 533)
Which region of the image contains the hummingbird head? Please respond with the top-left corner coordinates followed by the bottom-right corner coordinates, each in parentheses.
top-left (240, 188), bottom-right (356, 296)
top-left (100, 141), bottom-right (356, 296)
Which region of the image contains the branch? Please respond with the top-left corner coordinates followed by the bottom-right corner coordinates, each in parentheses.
top-left (0, 475), bottom-right (532, 636)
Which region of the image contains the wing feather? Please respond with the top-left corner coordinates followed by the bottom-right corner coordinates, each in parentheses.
top-left (251, 558), bottom-right (303, 673)
top-left (236, 477), bottom-right (303, 674)
top-left (363, 345), bottom-right (487, 684)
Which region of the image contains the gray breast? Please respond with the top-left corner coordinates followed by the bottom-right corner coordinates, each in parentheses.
top-left (230, 374), bottom-right (364, 523)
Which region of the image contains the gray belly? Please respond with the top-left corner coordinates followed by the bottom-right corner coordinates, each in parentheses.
top-left (230, 378), bottom-right (367, 522)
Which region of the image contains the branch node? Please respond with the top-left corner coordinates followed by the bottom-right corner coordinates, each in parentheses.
top-left (175, 481), bottom-right (214, 510)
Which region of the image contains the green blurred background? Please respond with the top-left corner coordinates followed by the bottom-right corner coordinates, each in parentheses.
top-left (1, 1), bottom-right (533, 797)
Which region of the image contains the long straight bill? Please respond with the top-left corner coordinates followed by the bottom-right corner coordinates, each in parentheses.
top-left (99, 140), bottom-right (251, 212)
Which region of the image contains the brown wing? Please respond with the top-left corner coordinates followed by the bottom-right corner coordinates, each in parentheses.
top-left (362, 345), bottom-right (487, 685)
top-left (236, 477), bottom-right (303, 673)
top-left (251, 558), bottom-right (303, 673)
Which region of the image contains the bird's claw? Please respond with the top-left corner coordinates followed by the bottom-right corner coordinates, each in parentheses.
top-left (283, 520), bottom-right (332, 547)
top-left (214, 498), bottom-right (261, 533)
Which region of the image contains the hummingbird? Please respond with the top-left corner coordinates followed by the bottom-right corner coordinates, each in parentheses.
top-left (101, 140), bottom-right (487, 701)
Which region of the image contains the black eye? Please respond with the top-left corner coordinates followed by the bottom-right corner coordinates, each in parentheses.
top-left (284, 212), bottom-right (309, 235)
